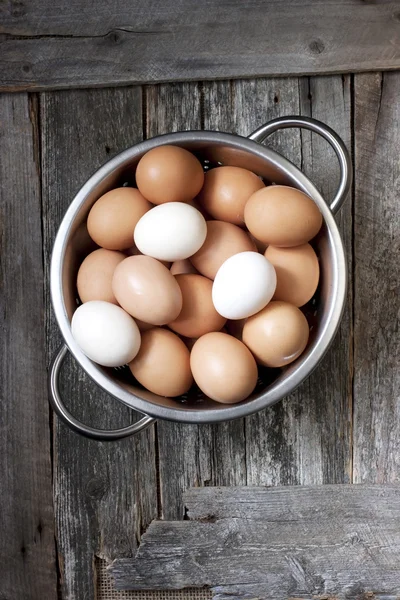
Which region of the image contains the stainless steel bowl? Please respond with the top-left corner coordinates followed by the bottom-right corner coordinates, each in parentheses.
top-left (49, 116), bottom-right (351, 441)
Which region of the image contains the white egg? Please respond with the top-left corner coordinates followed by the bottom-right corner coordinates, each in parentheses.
top-left (71, 301), bottom-right (141, 367)
top-left (134, 202), bottom-right (207, 261)
top-left (212, 251), bottom-right (277, 320)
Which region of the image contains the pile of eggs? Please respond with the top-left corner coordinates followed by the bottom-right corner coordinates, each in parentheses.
top-left (72, 145), bottom-right (323, 405)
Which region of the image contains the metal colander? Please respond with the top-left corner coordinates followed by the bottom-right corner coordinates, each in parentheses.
top-left (49, 116), bottom-right (351, 441)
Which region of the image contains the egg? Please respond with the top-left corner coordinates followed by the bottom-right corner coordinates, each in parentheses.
top-left (118, 254), bottom-right (161, 329)
top-left (242, 301), bottom-right (309, 367)
top-left (87, 187), bottom-right (152, 250)
top-left (77, 248), bottom-right (125, 304)
top-left (244, 185), bottom-right (323, 247)
top-left (212, 251), bottom-right (276, 319)
top-left (190, 220), bottom-right (256, 280)
top-left (71, 301), bottom-right (141, 367)
top-left (170, 259), bottom-right (198, 276)
top-left (168, 274), bottom-right (226, 338)
top-left (190, 332), bottom-right (258, 404)
top-left (134, 203), bottom-right (207, 262)
top-left (125, 244), bottom-right (170, 269)
top-left (135, 145), bottom-right (204, 205)
top-left (129, 328), bottom-right (193, 397)
top-left (112, 255), bottom-right (182, 325)
top-left (197, 166), bottom-right (265, 225)
top-left (264, 243), bottom-right (319, 307)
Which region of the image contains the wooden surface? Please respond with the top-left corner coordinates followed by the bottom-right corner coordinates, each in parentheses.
top-left (0, 72), bottom-right (399, 598)
top-left (0, 94), bottom-right (57, 599)
top-left (353, 72), bottom-right (400, 484)
top-left (111, 485), bottom-right (400, 599)
top-left (1, 1), bottom-right (400, 91)
top-left (40, 88), bottom-right (158, 599)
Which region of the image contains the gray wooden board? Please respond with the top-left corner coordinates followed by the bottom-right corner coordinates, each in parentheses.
top-left (185, 484), bottom-right (400, 521)
top-left (40, 88), bottom-right (158, 598)
top-left (111, 485), bottom-right (400, 599)
top-left (353, 72), bottom-right (400, 485)
top-left (1, 1), bottom-right (400, 91)
top-left (0, 93), bottom-right (57, 599)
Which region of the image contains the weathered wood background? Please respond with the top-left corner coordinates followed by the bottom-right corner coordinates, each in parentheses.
top-left (0, 66), bottom-right (399, 600)
top-left (1, 1), bottom-right (400, 90)
top-left (112, 485), bottom-right (400, 599)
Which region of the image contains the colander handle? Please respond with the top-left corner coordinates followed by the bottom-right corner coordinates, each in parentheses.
top-left (48, 345), bottom-right (156, 441)
top-left (248, 116), bottom-right (352, 215)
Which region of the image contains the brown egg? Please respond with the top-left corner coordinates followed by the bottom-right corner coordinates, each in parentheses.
top-left (87, 187), bottom-right (152, 250)
top-left (168, 274), bottom-right (226, 338)
top-left (190, 332), bottom-right (258, 404)
top-left (242, 301), bottom-right (309, 367)
top-left (77, 248), bottom-right (125, 304)
top-left (112, 255), bottom-right (182, 325)
top-left (197, 166), bottom-right (265, 226)
top-left (170, 259), bottom-right (198, 276)
top-left (190, 220), bottom-right (256, 280)
top-left (135, 145), bottom-right (204, 205)
top-left (126, 244), bottom-right (170, 269)
top-left (264, 244), bottom-right (320, 307)
top-left (129, 328), bottom-right (193, 397)
top-left (244, 185), bottom-right (323, 247)
top-left (181, 324), bottom-right (230, 352)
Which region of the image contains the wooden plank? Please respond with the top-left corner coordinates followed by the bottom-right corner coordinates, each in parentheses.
top-left (0, 93), bottom-right (57, 599)
top-left (185, 484), bottom-right (400, 520)
top-left (353, 72), bottom-right (400, 485)
top-left (223, 76), bottom-right (353, 486)
top-left (290, 75), bottom-right (353, 485)
top-left (146, 82), bottom-right (247, 521)
top-left (40, 87), bottom-right (158, 598)
top-left (202, 77), bottom-right (303, 168)
top-left (1, 2), bottom-right (400, 91)
top-left (111, 485), bottom-right (400, 599)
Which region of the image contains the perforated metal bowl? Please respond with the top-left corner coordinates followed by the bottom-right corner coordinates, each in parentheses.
top-left (49, 116), bottom-right (351, 440)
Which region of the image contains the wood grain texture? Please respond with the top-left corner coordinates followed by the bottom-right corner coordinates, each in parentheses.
top-left (0, 93), bottom-right (57, 599)
top-left (185, 484), bottom-right (400, 520)
top-left (111, 485), bottom-right (400, 599)
top-left (295, 75), bottom-right (354, 483)
top-left (1, 1), bottom-right (400, 91)
top-left (353, 72), bottom-right (400, 485)
top-left (146, 82), bottom-right (247, 521)
top-left (40, 87), bottom-right (158, 598)
top-left (205, 77), bottom-right (353, 487)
